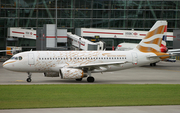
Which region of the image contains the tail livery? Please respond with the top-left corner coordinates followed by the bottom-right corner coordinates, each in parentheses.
top-left (134, 21), bottom-right (169, 59)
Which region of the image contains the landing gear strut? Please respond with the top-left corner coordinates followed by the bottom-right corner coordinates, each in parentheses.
top-left (26, 72), bottom-right (32, 82)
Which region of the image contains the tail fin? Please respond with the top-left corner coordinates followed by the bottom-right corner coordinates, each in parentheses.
top-left (134, 21), bottom-right (167, 53)
top-left (161, 35), bottom-right (167, 47)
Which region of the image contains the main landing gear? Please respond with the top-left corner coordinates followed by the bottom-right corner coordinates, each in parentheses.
top-left (76, 76), bottom-right (95, 82)
top-left (76, 70), bottom-right (95, 82)
top-left (87, 76), bottom-right (95, 82)
top-left (87, 71), bottom-right (95, 82)
top-left (26, 72), bottom-right (32, 82)
top-left (150, 63), bottom-right (156, 66)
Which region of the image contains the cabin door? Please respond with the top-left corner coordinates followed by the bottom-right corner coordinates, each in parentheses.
top-left (28, 53), bottom-right (34, 65)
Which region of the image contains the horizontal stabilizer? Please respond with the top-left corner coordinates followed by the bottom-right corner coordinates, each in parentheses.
top-left (147, 53), bottom-right (175, 59)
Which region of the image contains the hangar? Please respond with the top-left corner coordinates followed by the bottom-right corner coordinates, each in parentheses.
top-left (0, 0), bottom-right (180, 55)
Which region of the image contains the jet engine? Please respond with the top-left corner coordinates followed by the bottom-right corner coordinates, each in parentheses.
top-left (60, 68), bottom-right (87, 79)
top-left (44, 72), bottom-right (59, 77)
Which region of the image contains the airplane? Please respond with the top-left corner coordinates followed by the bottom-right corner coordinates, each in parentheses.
top-left (3, 20), bottom-right (171, 83)
top-left (116, 35), bottom-right (179, 66)
top-left (116, 35), bottom-right (168, 52)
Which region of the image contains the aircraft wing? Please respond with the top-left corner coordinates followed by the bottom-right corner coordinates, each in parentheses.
top-left (68, 61), bottom-right (128, 70)
top-left (0, 50), bottom-right (14, 52)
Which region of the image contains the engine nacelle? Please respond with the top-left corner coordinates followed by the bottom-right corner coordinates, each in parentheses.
top-left (60, 68), bottom-right (86, 79)
top-left (44, 72), bottom-right (59, 77)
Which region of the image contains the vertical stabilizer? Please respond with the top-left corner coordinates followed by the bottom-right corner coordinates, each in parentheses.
top-left (134, 21), bottom-right (167, 54)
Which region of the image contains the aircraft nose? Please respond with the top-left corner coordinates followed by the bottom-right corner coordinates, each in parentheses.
top-left (3, 61), bottom-right (9, 69)
top-left (3, 60), bottom-right (14, 70)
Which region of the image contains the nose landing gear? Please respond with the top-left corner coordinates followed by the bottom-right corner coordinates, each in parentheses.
top-left (26, 72), bottom-right (32, 82)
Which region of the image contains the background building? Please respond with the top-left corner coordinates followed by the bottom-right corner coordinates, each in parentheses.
top-left (0, 0), bottom-right (180, 54)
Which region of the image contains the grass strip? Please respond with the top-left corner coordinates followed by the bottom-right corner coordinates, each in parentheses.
top-left (0, 84), bottom-right (180, 109)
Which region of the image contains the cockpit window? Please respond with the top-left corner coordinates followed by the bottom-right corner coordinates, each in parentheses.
top-left (10, 57), bottom-right (15, 60)
top-left (19, 56), bottom-right (22, 60)
top-left (10, 56), bottom-right (23, 60)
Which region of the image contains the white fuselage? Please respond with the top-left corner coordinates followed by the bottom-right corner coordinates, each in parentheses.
top-left (3, 50), bottom-right (159, 73)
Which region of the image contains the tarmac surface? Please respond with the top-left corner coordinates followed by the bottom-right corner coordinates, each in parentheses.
top-left (0, 61), bottom-right (180, 113)
top-left (1, 106), bottom-right (180, 113)
top-left (0, 61), bottom-right (180, 84)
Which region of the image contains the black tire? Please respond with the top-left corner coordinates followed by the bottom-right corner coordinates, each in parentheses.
top-left (87, 77), bottom-right (95, 82)
top-left (26, 78), bottom-right (31, 82)
top-left (76, 78), bottom-right (83, 81)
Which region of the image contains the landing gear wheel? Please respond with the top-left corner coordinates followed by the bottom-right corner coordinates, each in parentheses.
top-left (150, 63), bottom-right (156, 66)
top-left (76, 78), bottom-right (83, 81)
top-left (87, 77), bottom-right (95, 82)
top-left (26, 78), bottom-right (32, 82)
top-left (27, 72), bottom-right (32, 83)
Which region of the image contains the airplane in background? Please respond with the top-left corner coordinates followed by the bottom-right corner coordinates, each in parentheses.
top-left (3, 21), bottom-right (172, 83)
top-left (116, 35), bottom-right (168, 53)
top-left (116, 35), bottom-right (179, 66)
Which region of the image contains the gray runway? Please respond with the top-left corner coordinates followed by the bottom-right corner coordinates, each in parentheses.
top-left (0, 61), bottom-right (180, 113)
top-left (0, 61), bottom-right (180, 84)
top-left (1, 106), bottom-right (180, 113)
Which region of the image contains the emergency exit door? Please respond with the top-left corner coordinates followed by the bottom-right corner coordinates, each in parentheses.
top-left (132, 53), bottom-right (138, 64)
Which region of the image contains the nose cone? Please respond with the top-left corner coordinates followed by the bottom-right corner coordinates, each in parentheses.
top-left (3, 61), bottom-right (9, 69)
top-left (3, 60), bottom-right (15, 70)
